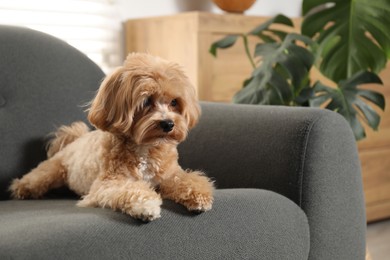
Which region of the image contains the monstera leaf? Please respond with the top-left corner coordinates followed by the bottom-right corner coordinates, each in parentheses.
top-left (247, 14), bottom-right (293, 43)
top-left (209, 8), bottom-right (388, 140)
top-left (310, 71), bottom-right (385, 140)
top-left (210, 16), bottom-right (314, 106)
top-left (209, 14), bottom-right (294, 59)
top-left (302, 0), bottom-right (390, 82)
top-left (209, 35), bottom-right (239, 57)
top-left (233, 33), bottom-right (315, 105)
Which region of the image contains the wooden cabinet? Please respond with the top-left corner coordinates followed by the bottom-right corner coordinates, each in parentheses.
top-left (358, 62), bottom-right (390, 222)
top-left (125, 12), bottom-right (390, 222)
top-left (124, 12), bottom-right (272, 101)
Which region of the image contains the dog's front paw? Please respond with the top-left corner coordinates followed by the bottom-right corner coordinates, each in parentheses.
top-left (129, 198), bottom-right (162, 222)
top-left (184, 192), bottom-right (213, 212)
top-left (9, 179), bottom-right (40, 199)
top-left (160, 171), bottom-right (214, 213)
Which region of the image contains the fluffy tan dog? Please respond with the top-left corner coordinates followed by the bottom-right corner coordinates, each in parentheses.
top-left (9, 53), bottom-right (214, 221)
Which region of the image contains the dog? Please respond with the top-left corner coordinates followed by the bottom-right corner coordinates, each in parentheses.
top-left (9, 53), bottom-right (214, 221)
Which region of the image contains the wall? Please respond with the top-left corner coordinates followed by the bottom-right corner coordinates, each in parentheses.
top-left (117, 0), bottom-right (303, 21)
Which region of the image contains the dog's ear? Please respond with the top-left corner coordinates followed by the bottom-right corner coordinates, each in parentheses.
top-left (182, 84), bottom-right (201, 129)
top-left (88, 67), bottom-right (134, 133)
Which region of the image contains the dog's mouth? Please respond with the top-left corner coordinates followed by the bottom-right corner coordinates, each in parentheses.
top-left (138, 132), bottom-right (180, 146)
top-left (131, 122), bottom-right (186, 145)
top-left (153, 125), bottom-right (182, 141)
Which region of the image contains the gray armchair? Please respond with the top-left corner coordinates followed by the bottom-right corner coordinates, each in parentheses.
top-left (0, 25), bottom-right (366, 259)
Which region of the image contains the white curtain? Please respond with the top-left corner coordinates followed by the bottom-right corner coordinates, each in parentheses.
top-left (0, 0), bottom-right (122, 73)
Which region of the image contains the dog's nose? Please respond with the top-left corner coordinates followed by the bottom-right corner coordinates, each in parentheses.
top-left (160, 120), bottom-right (174, 132)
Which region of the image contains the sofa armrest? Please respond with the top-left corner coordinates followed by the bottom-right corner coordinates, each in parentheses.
top-left (178, 102), bottom-right (366, 259)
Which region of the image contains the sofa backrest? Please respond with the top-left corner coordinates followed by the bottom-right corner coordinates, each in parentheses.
top-left (0, 26), bottom-right (105, 199)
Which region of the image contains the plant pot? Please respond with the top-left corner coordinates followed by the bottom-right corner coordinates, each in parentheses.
top-left (212, 0), bottom-right (256, 13)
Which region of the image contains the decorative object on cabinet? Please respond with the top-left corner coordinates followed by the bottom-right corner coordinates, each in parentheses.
top-left (212, 0), bottom-right (256, 13)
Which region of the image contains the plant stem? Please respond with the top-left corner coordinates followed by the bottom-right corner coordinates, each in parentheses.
top-left (242, 34), bottom-right (256, 69)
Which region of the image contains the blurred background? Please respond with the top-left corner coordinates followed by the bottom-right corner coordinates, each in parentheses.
top-left (0, 0), bottom-right (302, 73)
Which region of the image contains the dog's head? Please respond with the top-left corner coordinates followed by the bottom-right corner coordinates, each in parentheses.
top-left (88, 53), bottom-right (200, 145)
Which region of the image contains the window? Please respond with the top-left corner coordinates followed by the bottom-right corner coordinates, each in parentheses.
top-left (0, 0), bottom-right (122, 73)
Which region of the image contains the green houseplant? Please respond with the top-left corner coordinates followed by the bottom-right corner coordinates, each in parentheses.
top-left (210, 0), bottom-right (390, 140)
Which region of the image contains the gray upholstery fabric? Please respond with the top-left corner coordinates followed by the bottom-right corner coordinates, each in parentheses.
top-left (0, 189), bottom-right (309, 260)
top-left (0, 25), bottom-right (105, 199)
top-left (0, 25), bottom-right (366, 259)
top-left (178, 103), bottom-right (366, 259)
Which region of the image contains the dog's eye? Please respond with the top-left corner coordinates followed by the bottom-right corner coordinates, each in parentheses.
top-left (170, 99), bottom-right (178, 107)
top-left (144, 97), bottom-right (152, 107)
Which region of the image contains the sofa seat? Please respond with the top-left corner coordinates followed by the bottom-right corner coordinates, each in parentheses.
top-left (0, 189), bottom-right (309, 259)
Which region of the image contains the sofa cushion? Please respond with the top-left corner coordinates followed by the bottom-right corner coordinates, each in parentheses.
top-left (0, 189), bottom-right (309, 260)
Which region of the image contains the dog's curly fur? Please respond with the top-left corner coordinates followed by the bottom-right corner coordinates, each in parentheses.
top-left (9, 53), bottom-right (214, 221)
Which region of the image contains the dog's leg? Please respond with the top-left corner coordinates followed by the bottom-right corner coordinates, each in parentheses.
top-left (9, 157), bottom-right (67, 199)
top-left (159, 169), bottom-right (214, 212)
top-left (77, 177), bottom-right (162, 221)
